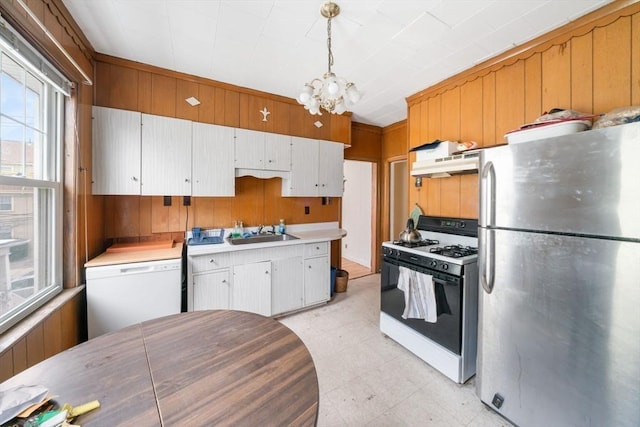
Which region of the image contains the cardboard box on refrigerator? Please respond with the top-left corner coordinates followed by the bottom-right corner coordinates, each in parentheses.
top-left (410, 140), bottom-right (459, 161)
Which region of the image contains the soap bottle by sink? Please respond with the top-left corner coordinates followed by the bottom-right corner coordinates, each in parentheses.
top-left (278, 219), bottom-right (286, 235)
top-left (232, 221), bottom-right (242, 238)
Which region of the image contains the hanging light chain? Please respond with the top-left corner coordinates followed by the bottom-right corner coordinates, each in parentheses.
top-left (327, 15), bottom-right (334, 73)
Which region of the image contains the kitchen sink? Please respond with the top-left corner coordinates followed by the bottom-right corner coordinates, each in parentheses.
top-left (228, 234), bottom-right (299, 245)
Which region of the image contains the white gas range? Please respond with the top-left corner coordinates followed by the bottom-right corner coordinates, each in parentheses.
top-left (380, 216), bottom-right (479, 384)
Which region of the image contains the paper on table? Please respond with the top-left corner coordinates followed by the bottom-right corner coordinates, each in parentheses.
top-left (0, 384), bottom-right (48, 424)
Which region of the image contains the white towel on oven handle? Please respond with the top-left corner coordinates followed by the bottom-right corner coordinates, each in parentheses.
top-left (398, 267), bottom-right (437, 322)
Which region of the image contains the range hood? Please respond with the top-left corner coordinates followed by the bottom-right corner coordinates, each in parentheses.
top-left (411, 151), bottom-right (480, 178)
top-left (235, 168), bottom-right (290, 179)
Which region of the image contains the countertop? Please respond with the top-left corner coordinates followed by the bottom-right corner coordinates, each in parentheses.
top-left (84, 241), bottom-right (184, 268)
top-left (187, 224), bottom-right (347, 256)
top-left (0, 310), bottom-right (319, 426)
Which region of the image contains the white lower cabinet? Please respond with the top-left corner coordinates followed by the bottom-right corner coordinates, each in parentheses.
top-left (232, 261), bottom-right (271, 316)
top-left (188, 242), bottom-right (330, 317)
top-left (193, 269), bottom-right (230, 310)
top-left (303, 243), bottom-right (330, 306)
top-left (271, 257), bottom-right (304, 315)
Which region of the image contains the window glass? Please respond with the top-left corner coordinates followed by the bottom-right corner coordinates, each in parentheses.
top-left (0, 32), bottom-right (63, 334)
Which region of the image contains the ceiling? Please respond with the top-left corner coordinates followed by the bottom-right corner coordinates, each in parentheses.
top-left (61, 0), bottom-right (611, 127)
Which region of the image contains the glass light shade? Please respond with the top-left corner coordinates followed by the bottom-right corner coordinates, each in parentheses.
top-left (346, 84), bottom-right (360, 103)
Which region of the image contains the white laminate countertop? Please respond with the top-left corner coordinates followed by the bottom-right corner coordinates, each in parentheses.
top-left (187, 227), bottom-right (347, 256)
top-left (85, 242), bottom-right (184, 268)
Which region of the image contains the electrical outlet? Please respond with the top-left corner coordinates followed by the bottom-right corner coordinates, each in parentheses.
top-left (304, 206), bottom-right (310, 215)
top-left (183, 196), bottom-right (191, 206)
top-left (163, 196), bottom-right (171, 206)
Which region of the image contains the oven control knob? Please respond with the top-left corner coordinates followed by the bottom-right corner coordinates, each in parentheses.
top-left (430, 260), bottom-right (437, 267)
top-left (442, 264), bottom-right (449, 270)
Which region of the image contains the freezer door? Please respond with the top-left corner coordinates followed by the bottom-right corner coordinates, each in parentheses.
top-left (477, 229), bottom-right (640, 427)
top-left (479, 122), bottom-right (640, 239)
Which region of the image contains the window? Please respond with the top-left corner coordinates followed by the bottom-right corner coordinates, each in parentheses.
top-left (0, 195), bottom-right (12, 211)
top-left (0, 22), bottom-right (65, 334)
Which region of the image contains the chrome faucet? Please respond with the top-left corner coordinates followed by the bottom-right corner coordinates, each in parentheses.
top-left (257, 224), bottom-right (264, 234)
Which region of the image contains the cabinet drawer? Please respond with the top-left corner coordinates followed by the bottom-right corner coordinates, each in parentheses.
top-left (190, 253), bottom-right (231, 273)
top-left (304, 242), bottom-right (328, 257)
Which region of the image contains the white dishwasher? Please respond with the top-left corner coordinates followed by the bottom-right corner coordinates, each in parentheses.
top-left (86, 257), bottom-right (182, 339)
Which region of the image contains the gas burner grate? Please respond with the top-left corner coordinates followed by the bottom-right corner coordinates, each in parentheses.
top-left (429, 244), bottom-right (478, 258)
top-left (392, 239), bottom-right (439, 248)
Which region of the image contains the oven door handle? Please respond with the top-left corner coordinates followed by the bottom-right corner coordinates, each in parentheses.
top-left (432, 277), bottom-right (457, 287)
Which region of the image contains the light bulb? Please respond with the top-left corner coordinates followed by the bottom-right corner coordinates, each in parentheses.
top-left (298, 92), bottom-right (310, 104)
top-left (298, 84), bottom-right (313, 104)
top-left (326, 75), bottom-right (339, 95)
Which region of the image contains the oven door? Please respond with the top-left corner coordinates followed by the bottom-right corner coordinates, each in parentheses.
top-left (381, 256), bottom-right (463, 355)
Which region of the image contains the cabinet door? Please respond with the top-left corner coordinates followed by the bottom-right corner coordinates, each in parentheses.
top-left (193, 270), bottom-right (231, 311)
top-left (304, 256), bottom-right (329, 306)
top-left (318, 140), bottom-right (344, 196)
top-left (234, 128), bottom-right (264, 169)
top-left (271, 257), bottom-right (303, 315)
top-left (283, 137), bottom-right (318, 196)
top-left (141, 114), bottom-right (192, 195)
top-left (264, 133), bottom-right (291, 171)
top-left (92, 106), bottom-right (141, 195)
top-left (232, 261), bottom-right (271, 316)
top-left (192, 122), bottom-right (235, 196)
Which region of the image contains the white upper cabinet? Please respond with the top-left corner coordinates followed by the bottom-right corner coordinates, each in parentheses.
top-left (318, 140), bottom-right (344, 197)
top-left (264, 132), bottom-right (292, 171)
top-left (192, 122), bottom-right (235, 196)
top-left (92, 107), bottom-right (343, 197)
top-left (235, 128), bottom-right (291, 173)
top-left (141, 114), bottom-right (192, 196)
top-left (283, 137), bottom-right (344, 197)
top-left (91, 106), bottom-right (141, 195)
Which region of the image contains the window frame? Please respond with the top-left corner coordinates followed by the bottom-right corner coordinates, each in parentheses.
top-left (0, 21), bottom-right (65, 335)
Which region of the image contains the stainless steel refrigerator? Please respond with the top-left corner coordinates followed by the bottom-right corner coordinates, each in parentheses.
top-left (477, 122), bottom-right (640, 427)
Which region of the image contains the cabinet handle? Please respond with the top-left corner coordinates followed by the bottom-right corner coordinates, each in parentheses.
top-left (222, 279), bottom-right (227, 283)
top-left (265, 271), bottom-right (269, 275)
top-left (316, 246), bottom-right (320, 250)
top-left (209, 259), bottom-right (215, 263)
top-left (308, 265), bottom-right (312, 269)
top-left (131, 176), bottom-right (138, 181)
top-left (185, 178), bottom-right (190, 182)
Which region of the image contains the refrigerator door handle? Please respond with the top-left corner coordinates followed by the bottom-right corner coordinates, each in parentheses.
top-left (480, 227), bottom-right (495, 294)
top-left (480, 160), bottom-right (496, 227)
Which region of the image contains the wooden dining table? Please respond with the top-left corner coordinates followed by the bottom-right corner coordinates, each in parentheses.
top-left (1, 310), bottom-right (319, 426)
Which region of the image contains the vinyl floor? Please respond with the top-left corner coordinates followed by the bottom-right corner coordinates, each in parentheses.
top-left (278, 274), bottom-right (514, 427)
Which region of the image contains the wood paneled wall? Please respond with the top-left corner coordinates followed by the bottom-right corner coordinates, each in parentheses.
top-left (0, 289), bottom-right (86, 383)
top-left (94, 56), bottom-right (350, 243)
top-left (406, 1), bottom-right (640, 220)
